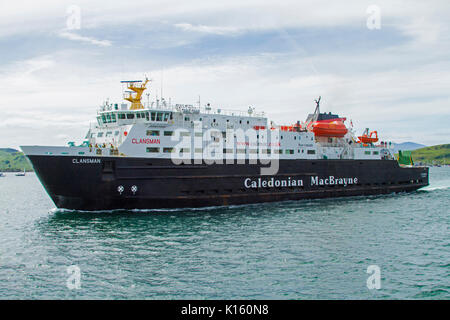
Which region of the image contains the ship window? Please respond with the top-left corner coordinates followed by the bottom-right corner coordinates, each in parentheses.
top-left (195, 132), bottom-right (203, 137)
top-left (163, 147), bottom-right (175, 153)
top-left (145, 112), bottom-right (149, 121)
top-left (373, 151), bottom-right (379, 155)
top-left (247, 121), bottom-right (249, 124)
top-left (146, 130), bottom-right (160, 136)
top-left (111, 114), bottom-right (116, 122)
top-left (249, 149), bottom-right (258, 154)
top-left (184, 116), bottom-right (190, 121)
top-left (157, 112), bottom-right (163, 121)
top-left (101, 115), bottom-right (106, 123)
top-left (365, 151), bottom-right (371, 155)
top-left (285, 149), bottom-right (294, 155)
top-left (151, 112), bottom-right (156, 121)
top-left (146, 147), bottom-right (160, 153)
top-left (170, 113), bottom-right (173, 120)
top-left (115, 131), bottom-right (119, 136)
top-left (126, 113), bottom-right (135, 119)
top-left (118, 113), bottom-right (126, 120)
top-left (91, 133), bottom-right (95, 138)
top-left (106, 131), bottom-right (112, 136)
top-left (180, 148), bottom-right (190, 153)
top-left (180, 131), bottom-right (190, 137)
top-left (236, 149), bottom-right (246, 154)
top-left (223, 148), bottom-right (233, 153)
top-left (137, 113), bottom-right (141, 118)
top-left (164, 131), bottom-right (174, 136)
top-left (307, 150), bottom-right (315, 155)
top-left (97, 132), bottom-right (104, 137)
top-left (164, 113), bottom-right (170, 121)
top-left (275, 149), bottom-right (283, 154)
top-left (195, 148), bottom-right (203, 153)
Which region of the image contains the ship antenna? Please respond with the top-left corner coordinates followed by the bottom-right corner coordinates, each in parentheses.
top-left (313, 96), bottom-right (321, 121)
top-left (161, 69), bottom-right (164, 100)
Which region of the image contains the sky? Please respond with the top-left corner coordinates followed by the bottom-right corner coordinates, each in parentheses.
top-left (0, 0), bottom-right (449, 148)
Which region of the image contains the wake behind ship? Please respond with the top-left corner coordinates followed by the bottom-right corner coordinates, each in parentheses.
top-left (21, 80), bottom-right (428, 210)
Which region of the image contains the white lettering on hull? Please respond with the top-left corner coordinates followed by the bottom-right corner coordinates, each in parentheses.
top-left (72, 158), bottom-right (101, 164)
top-left (244, 176), bottom-right (359, 189)
top-left (311, 176), bottom-right (358, 186)
top-left (244, 177), bottom-right (304, 189)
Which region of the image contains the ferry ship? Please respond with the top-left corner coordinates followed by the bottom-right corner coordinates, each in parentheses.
top-left (21, 79), bottom-right (429, 210)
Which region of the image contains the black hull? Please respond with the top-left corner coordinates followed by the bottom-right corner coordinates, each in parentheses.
top-left (27, 155), bottom-right (429, 211)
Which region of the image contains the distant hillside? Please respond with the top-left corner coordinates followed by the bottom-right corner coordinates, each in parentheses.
top-left (411, 144), bottom-right (450, 165)
top-left (0, 148), bottom-right (19, 153)
top-left (0, 149), bottom-right (33, 172)
top-left (393, 142), bottom-right (426, 153)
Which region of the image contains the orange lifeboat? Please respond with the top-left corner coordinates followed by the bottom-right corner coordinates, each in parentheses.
top-left (310, 120), bottom-right (348, 137)
top-left (358, 130), bottom-right (378, 144)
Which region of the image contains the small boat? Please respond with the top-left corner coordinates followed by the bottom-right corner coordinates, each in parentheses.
top-left (15, 169), bottom-right (26, 176)
top-left (305, 96), bottom-right (348, 137)
top-left (358, 128), bottom-right (378, 144)
top-left (310, 120), bottom-right (348, 137)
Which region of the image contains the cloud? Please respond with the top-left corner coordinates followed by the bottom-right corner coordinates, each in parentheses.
top-left (58, 30), bottom-right (112, 47)
top-left (174, 23), bottom-right (242, 35)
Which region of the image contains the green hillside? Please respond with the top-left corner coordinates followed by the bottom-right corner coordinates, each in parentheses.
top-left (0, 149), bottom-right (33, 172)
top-left (411, 144), bottom-right (450, 165)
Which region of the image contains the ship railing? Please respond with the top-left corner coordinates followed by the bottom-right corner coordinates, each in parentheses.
top-left (144, 104), bottom-right (266, 118)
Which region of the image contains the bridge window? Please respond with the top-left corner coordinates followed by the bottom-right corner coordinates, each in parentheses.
top-left (118, 113), bottom-right (126, 120)
top-left (163, 147), bottom-right (175, 153)
top-left (157, 112), bottom-right (163, 121)
top-left (164, 113), bottom-right (170, 121)
top-left (151, 112), bottom-right (156, 121)
top-left (146, 147), bottom-right (160, 153)
top-left (146, 130), bottom-right (160, 136)
top-left (126, 113), bottom-right (135, 119)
